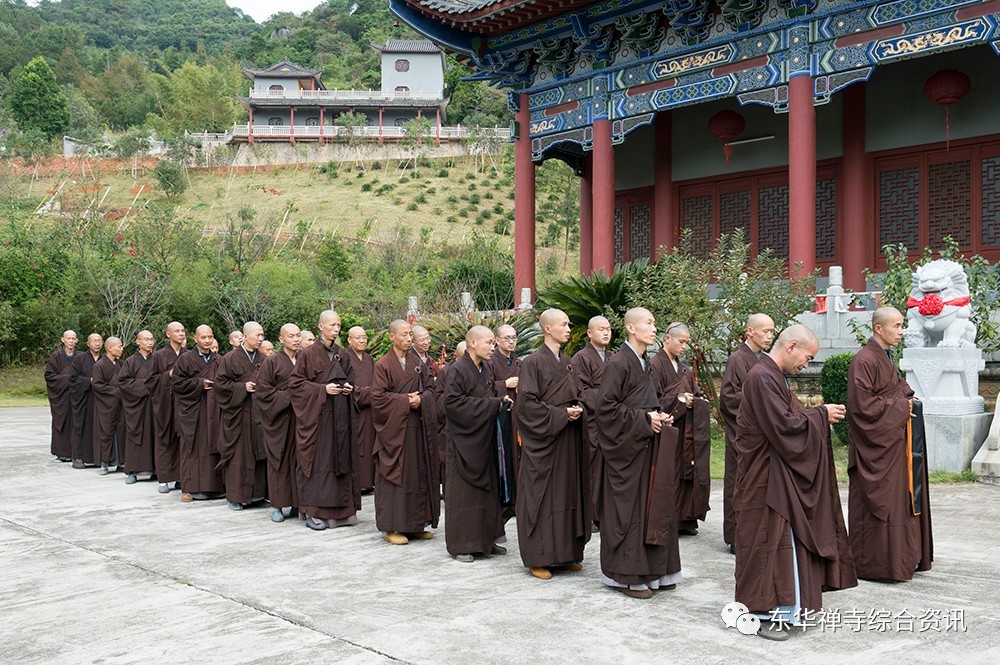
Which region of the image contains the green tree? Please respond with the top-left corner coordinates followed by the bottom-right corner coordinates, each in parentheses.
top-left (7, 56), bottom-right (69, 141)
top-left (160, 61), bottom-right (239, 134)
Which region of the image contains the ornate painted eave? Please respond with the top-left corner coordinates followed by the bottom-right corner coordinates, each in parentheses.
top-left (393, 0), bottom-right (1000, 160)
top-left (400, 0), bottom-right (599, 34)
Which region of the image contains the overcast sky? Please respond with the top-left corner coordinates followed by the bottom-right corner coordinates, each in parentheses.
top-left (227, 1), bottom-right (327, 22)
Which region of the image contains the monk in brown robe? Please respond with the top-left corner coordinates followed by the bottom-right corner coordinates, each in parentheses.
top-left (288, 310), bottom-right (360, 531)
top-left (172, 325), bottom-right (224, 502)
top-left (488, 324), bottom-right (520, 525)
top-left (720, 314), bottom-right (773, 553)
top-left (444, 329), bottom-right (508, 562)
top-left (515, 309), bottom-right (590, 580)
top-left (571, 316), bottom-right (614, 530)
top-left (300, 330), bottom-right (316, 349)
top-left (215, 321), bottom-right (268, 510)
top-left (410, 325), bottom-right (438, 378)
top-left (595, 307), bottom-right (680, 599)
top-left (255, 323), bottom-right (302, 523)
top-left (434, 341), bottom-right (465, 498)
top-left (736, 324), bottom-right (856, 641)
top-left (260, 340), bottom-right (275, 357)
top-left (372, 319), bottom-right (440, 544)
top-left (228, 330), bottom-right (243, 351)
top-left (44, 330), bottom-right (78, 462)
top-left (847, 307), bottom-right (933, 582)
top-left (70, 333), bottom-right (102, 468)
top-left (116, 330), bottom-right (157, 484)
top-left (649, 323), bottom-right (711, 536)
top-left (92, 336), bottom-right (124, 474)
top-left (150, 322), bottom-right (186, 494)
top-left (347, 326), bottom-right (377, 493)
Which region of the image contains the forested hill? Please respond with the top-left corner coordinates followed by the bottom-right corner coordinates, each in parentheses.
top-left (0, 0), bottom-right (507, 142)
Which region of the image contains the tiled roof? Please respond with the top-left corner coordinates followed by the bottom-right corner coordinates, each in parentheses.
top-left (375, 39), bottom-right (443, 53)
top-left (408, 0), bottom-right (505, 14)
top-left (242, 60), bottom-right (322, 78)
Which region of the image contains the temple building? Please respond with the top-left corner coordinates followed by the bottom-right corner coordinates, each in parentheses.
top-left (234, 40), bottom-right (447, 143)
top-left (390, 0), bottom-right (1000, 299)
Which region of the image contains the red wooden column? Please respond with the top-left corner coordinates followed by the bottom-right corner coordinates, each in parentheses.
top-left (579, 154), bottom-right (594, 275)
top-left (289, 107), bottom-right (295, 143)
top-left (592, 119), bottom-right (615, 274)
top-left (653, 111), bottom-right (675, 258)
top-left (788, 75), bottom-right (816, 276)
top-left (417, 108), bottom-right (423, 144)
top-left (319, 107), bottom-right (325, 143)
top-left (435, 107), bottom-right (441, 146)
top-left (841, 83), bottom-right (871, 291)
top-left (514, 92), bottom-right (536, 303)
top-left (378, 107), bottom-right (383, 144)
top-left (248, 107), bottom-right (254, 144)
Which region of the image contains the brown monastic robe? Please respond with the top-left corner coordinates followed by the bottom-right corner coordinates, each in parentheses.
top-left (736, 354), bottom-right (857, 615)
top-left (214, 346), bottom-right (268, 505)
top-left (348, 349), bottom-right (377, 491)
top-left (172, 349), bottom-right (224, 495)
top-left (69, 351), bottom-right (99, 465)
top-left (434, 360), bottom-right (453, 495)
top-left (149, 345), bottom-right (184, 484)
top-left (487, 347), bottom-right (520, 518)
top-left (572, 342), bottom-right (614, 520)
top-left (254, 351), bottom-right (299, 509)
top-left (44, 349), bottom-right (77, 459)
top-left (595, 346), bottom-right (681, 586)
top-left (288, 339), bottom-right (359, 521)
top-left (91, 354), bottom-right (124, 466)
top-left (847, 338), bottom-right (933, 581)
top-left (443, 355), bottom-right (504, 556)
top-left (372, 350), bottom-right (440, 533)
top-left (515, 345), bottom-right (590, 568)
top-left (649, 350), bottom-right (711, 531)
top-left (115, 351), bottom-right (155, 476)
top-left (719, 343), bottom-right (760, 547)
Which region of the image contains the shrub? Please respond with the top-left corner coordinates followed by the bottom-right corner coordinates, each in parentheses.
top-left (457, 208), bottom-right (469, 218)
top-left (425, 187), bottom-right (436, 195)
top-left (467, 183), bottom-right (477, 191)
top-left (469, 193), bottom-right (481, 205)
top-left (821, 353), bottom-right (855, 445)
top-left (493, 203), bottom-right (505, 214)
top-left (446, 216), bottom-right (458, 224)
top-left (406, 202), bottom-right (418, 211)
top-left (360, 182), bottom-right (373, 192)
top-left (493, 219), bottom-right (511, 235)
top-left (447, 195), bottom-right (459, 204)
top-left (437, 169), bottom-right (449, 178)
top-left (414, 193), bottom-right (428, 204)
top-left (484, 191), bottom-right (494, 200)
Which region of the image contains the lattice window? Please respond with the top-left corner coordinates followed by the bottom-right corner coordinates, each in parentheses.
top-left (719, 189), bottom-right (751, 239)
top-left (614, 206), bottom-right (625, 265)
top-left (305, 117), bottom-right (319, 126)
top-left (815, 177), bottom-right (837, 261)
top-left (927, 160), bottom-right (972, 248)
top-left (982, 156), bottom-right (1000, 248)
top-left (395, 59), bottom-right (410, 72)
top-left (681, 194), bottom-right (713, 259)
top-left (268, 117), bottom-right (284, 126)
top-left (629, 203), bottom-right (651, 261)
top-left (758, 184), bottom-right (789, 259)
top-left (879, 167), bottom-right (920, 249)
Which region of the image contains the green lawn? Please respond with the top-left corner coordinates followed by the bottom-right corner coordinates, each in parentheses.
top-left (0, 365), bottom-right (48, 408)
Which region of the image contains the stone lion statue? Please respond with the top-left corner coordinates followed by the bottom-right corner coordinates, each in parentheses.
top-left (903, 259), bottom-right (977, 348)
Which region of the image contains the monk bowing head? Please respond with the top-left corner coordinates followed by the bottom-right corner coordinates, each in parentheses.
top-left (771, 324), bottom-right (818, 375)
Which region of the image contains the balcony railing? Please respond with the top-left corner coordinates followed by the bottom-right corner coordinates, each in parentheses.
top-left (248, 88), bottom-right (442, 101)
top-left (229, 124), bottom-right (512, 140)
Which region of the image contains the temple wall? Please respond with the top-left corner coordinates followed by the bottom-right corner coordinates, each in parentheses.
top-left (867, 45), bottom-right (1000, 153)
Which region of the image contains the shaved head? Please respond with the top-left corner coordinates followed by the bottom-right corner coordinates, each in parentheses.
top-left (194, 325), bottom-right (215, 353)
top-left (588, 316), bottom-right (610, 330)
top-left (243, 321), bottom-right (263, 336)
top-left (105, 336), bottom-right (122, 348)
top-left (587, 315), bottom-right (612, 349)
top-left (624, 307), bottom-right (652, 327)
top-left (388, 319), bottom-right (408, 335)
top-left (319, 310), bottom-right (339, 325)
top-left (317, 310), bottom-right (342, 345)
top-left (466, 325), bottom-right (493, 343)
top-left (166, 321), bottom-right (183, 335)
top-left (411, 325), bottom-right (428, 336)
top-left (774, 324), bottom-right (817, 349)
top-left (300, 330), bottom-right (315, 348)
top-left (496, 324), bottom-right (516, 337)
top-left (747, 313), bottom-right (772, 329)
top-left (538, 309), bottom-right (562, 329)
top-left (61, 330), bottom-right (78, 352)
top-left (455, 341), bottom-right (467, 358)
top-left (664, 322), bottom-right (690, 338)
top-left (872, 306), bottom-right (903, 329)
top-left (538, 309), bottom-right (571, 347)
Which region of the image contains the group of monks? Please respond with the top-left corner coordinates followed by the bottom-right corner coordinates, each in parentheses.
top-left (43, 304), bottom-right (932, 641)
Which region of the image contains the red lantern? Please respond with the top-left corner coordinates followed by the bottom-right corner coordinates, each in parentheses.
top-left (708, 110), bottom-right (746, 170)
top-left (924, 69), bottom-right (971, 151)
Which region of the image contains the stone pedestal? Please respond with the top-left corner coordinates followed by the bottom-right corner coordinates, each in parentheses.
top-left (901, 348), bottom-right (989, 472)
top-left (972, 413), bottom-right (1000, 484)
top-left (899, 347), bottom-right (985, 415)
top-left (926, 413), bottom-right (991, 473)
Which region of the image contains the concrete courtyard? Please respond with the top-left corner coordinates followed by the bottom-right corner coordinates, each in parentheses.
top-left (1, 406), bottom-right (998, 664)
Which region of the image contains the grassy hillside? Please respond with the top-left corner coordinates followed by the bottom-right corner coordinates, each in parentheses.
top-left (12, 154), bottom-right (580, 279)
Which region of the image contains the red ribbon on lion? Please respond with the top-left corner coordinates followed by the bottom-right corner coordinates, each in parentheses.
top-left (905, 294), bottom-right (970, 316)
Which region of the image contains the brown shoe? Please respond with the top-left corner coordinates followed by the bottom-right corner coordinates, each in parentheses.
top-left (616, 587), bottom-right (653, 599)
top-left (408, 530), bottom-right (433, 540)
top-left (529, 567), bottom-right (552, 580)
top-left (384, 532), bottom-right (409, 545)
top-left (559, 562), bottom-right (583, 572)
top-left (180, 493), bottom-right (193, 503)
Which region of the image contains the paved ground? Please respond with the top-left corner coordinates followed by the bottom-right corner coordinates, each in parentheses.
top-left (1, 406), bottom-right (998, 664)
